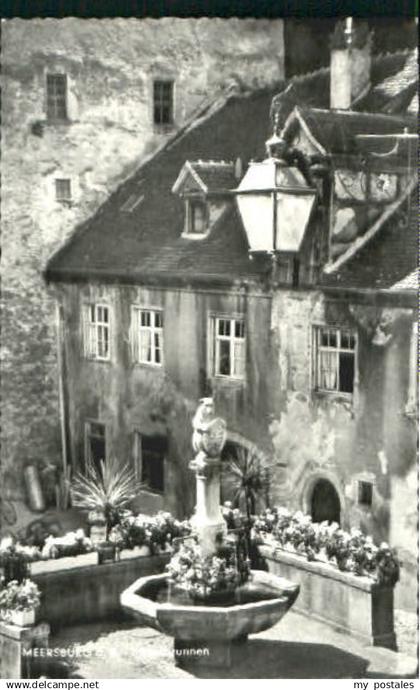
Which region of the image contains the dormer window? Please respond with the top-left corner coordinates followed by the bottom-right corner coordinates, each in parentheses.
top-left (172, 160), bottom-right (237, 240)
top-left (188, 198), bottom-right (208, 235)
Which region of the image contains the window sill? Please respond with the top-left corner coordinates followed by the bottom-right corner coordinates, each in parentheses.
top-left (211, 375), bottom-right (246, 387)
top-left (133, 361), bottom-right (164, 370)
top-left (84, 356), bottom-right (111, 364)
top-left (153, 123), bottom-right (176, 134)
top-left (45, 118), bottom-right (72, 126)
top-left (181, 230), bottom-right (210, 240)
top-left (139, 487), bottom-right (164, 496)
top-left (312, 389), bottom-right (353, 404)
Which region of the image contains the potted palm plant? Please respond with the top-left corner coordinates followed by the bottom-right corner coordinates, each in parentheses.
top-left (222, 445), bottom-right (271, 521)
top-left (222, 445), bottom-right (272, 567)
top-left (0, 579), bottom-right (41, 627)
top-left (70, 456), bottom-right (142, 558)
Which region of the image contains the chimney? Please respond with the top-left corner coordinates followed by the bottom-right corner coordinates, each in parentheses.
top-left (330, 18), bottom-right (373, 110)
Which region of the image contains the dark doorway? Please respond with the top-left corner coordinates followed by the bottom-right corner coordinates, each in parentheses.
top-left (310, 479), bottom-right (341, 524)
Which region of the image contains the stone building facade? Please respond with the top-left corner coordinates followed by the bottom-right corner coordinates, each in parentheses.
top-left (46, 21), bottom-right (418, 609)
top-left (1, 18), bottom-right (285, 499)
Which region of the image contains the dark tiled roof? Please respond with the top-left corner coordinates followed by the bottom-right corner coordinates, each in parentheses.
top-left (321, 192), bottom-right (418, 290)
top-left (271, 49), bottom-right (418, 127)
top-left (285, 106), bottom-right (416, 155)
top-left (188, 161), bottom-right (238, 192)
top-left (47, 50), bottom-right (418, 291)
top-left (46, 88), bottom-right (277, 287)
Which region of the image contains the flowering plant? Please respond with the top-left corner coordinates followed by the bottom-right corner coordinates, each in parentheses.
top-left (0, 579), bottom-right (41, 614)
top-left (40, 529), bottom-right (93, 560)
top-left (109, 511), bottom-right (192, 552)
top-left (0, 538), bottom-right (40, 584)
top-left (221, 502), bottom-right (249, 531)
top-left (254, 507), bottom-right (400, 585)
top-left (167, 536), bottom-right (250, 601)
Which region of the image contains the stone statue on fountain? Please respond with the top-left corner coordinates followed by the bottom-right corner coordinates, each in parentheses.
top-left (189, 397), bottom-right (228, 556)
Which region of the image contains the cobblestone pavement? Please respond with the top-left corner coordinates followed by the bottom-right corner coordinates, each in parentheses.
top-left (43, 608), bottom-right (418, 680)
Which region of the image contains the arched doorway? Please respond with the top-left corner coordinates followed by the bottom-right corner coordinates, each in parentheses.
top-left (310, 478), bottom-right (341, 524)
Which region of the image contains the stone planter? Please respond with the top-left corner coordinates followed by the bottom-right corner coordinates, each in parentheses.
top-left (30, 550), bottom-right (170, 630)
top-left (258, 544), bottom-right (396, 650)
top-left (135, 545), bottom-right (151, 557)
top-left (8, 609), bottom-right (35, 628)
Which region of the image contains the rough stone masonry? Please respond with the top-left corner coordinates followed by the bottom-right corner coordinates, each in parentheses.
top-left (0, 18), bottom-right (285, 500)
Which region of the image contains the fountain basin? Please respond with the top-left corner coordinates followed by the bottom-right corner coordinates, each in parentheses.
top-left (120, 569), bottom-right (299, 668)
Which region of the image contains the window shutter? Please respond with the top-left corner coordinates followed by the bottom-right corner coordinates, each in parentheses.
top-left (82, 304), bottom-right (91, 358)
top-left (207, 315), bottom-right (215, 378)
top-left (82, 304), bottom-right (97, 358)
top-left (130, 308), bottom-right (139, 363)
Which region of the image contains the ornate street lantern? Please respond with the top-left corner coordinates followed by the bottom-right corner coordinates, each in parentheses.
top-left (235, 134), bottom-right (317, 254)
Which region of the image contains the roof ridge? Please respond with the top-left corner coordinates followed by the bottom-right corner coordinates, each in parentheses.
top-left (299, 105), bottom-right (416, 120)
top-left (189, 159), bottom-right (235, 166)
top-left (288, 65), bottom-right (330, 84)
top-left (280, 48), bottom-right (416, 89)
top-left (372, 46), bottom-right (416, 63)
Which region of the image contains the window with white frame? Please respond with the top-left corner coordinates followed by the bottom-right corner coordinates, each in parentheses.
top-left (131, 308), bottom-right (163, 366)
top-left (313, 326), bottom-right (356, 394)
top-left (82, 304), bottom-right (110, 361)
top-left (211, 316), bottom-right (246, 379)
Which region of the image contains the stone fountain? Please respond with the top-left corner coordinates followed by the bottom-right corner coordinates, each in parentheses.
top-left (120, 398), bottom-right (299, 669)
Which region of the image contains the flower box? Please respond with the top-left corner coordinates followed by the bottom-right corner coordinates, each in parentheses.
top-left (9, 608), bottom-right (36, 627)
top-left (134, 545), bottom-right (152, 557)
top-left (258, 544), bottom-right (396, 649)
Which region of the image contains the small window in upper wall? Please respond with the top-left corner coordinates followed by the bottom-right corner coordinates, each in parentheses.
top-left (46, 74), bottom-right (68, 120)
top-left (153, 80), bottom-right (174, 125)
top-left (55, 178), bottom-right (72, 202)
top-left (358, 481), bottom-right (373, 507)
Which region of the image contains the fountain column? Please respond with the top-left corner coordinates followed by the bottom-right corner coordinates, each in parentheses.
top-left (189, 398), bottom-right (227, 556)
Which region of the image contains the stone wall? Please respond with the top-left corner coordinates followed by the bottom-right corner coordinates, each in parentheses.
top-left (56, 281), bottom-right (274, 518)
top-left (269, 288), bottom-right (417, 610)
top-left (1, 18), bottom-right (285, 501)
top-left (31, 550), bottom-right (170, 631)
top-left (259, 545), bottom-right (396, 649)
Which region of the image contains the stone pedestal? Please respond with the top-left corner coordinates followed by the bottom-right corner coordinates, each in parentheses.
top-left (189, 453), bottom-right (226, 556)
top-left (0, 621), bottom-right (50, 679)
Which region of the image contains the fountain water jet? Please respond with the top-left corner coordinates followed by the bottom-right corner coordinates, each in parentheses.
top-left (120, 399), bottom-right (299, 669)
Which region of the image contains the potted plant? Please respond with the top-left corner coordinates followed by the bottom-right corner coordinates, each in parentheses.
top-left (222, 445), bottom-right (272, 566)
top-left (0, 538), bottom-right (38, 584)
top-left (70, 457), bottom-right (142, 548)
top-left (0, 579), bottom-right (41, 627)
